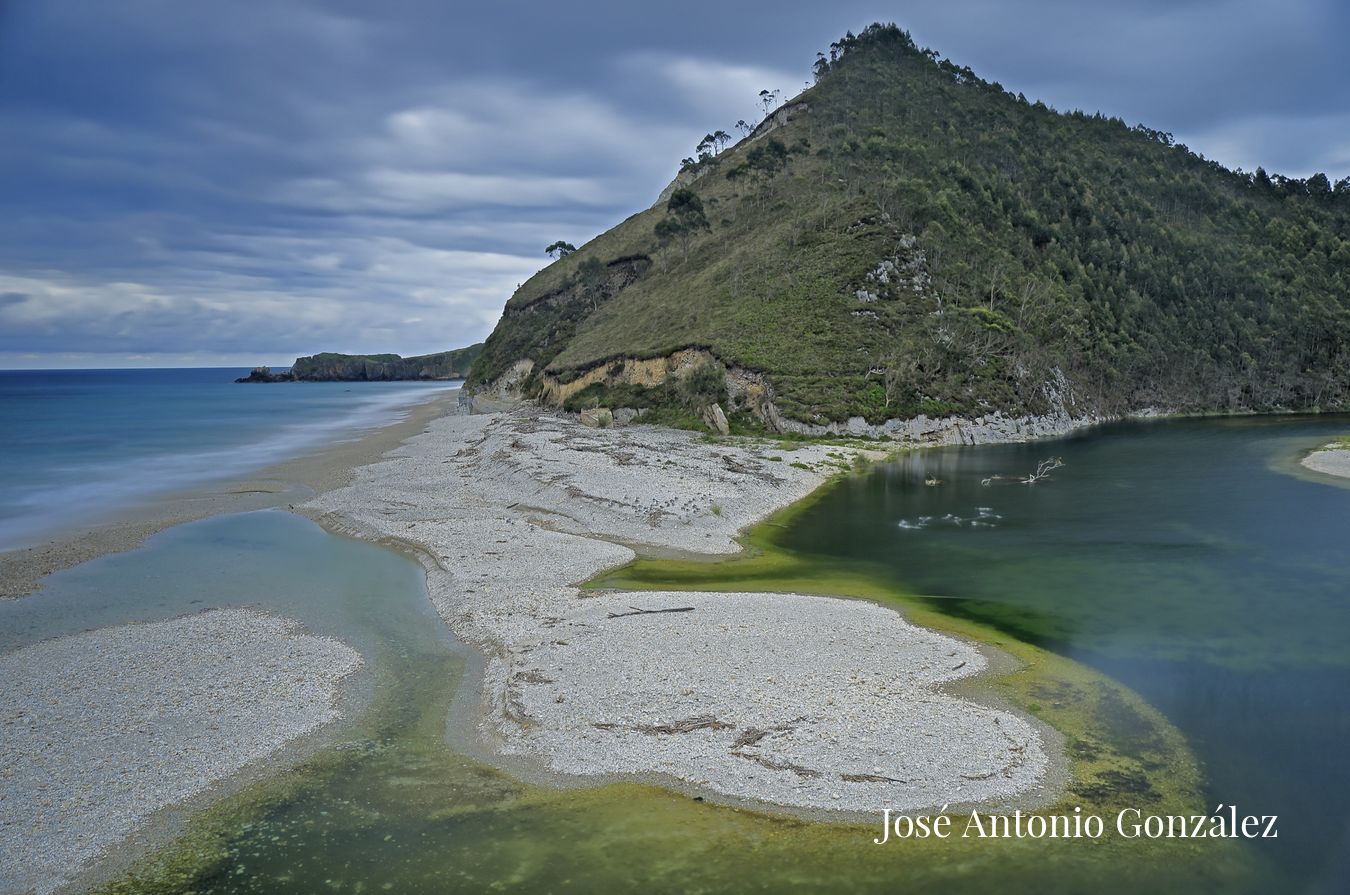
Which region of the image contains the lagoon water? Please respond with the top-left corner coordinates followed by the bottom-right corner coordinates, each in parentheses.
top-left (0, 368), bottom-right (453, 550)
top-left (781, 415), bottom-right (1350, 890)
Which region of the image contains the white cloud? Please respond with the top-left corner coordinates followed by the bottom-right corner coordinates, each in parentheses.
top-left (279, 169), bottom-right (610, 213)
top-left (639, 53), bottom-right (808, 124)
top-left (1175, 111), bottom-right (1350, 178)
top-left (0, 237), bottom-right (542, 360)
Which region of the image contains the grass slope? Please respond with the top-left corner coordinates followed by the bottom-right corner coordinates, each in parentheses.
top-left (471, 24), bottom-right (1349, 425)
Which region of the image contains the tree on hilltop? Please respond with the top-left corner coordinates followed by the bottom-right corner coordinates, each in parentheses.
top-left (758, 88), bottom-right (781, 118)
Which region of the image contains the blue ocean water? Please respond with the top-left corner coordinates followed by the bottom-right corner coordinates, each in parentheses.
top-left (0, 368), bottom-right (455, 550)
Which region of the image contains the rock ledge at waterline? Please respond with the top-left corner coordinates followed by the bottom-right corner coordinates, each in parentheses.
top-left (303, 407), bottom-right (1055, 815)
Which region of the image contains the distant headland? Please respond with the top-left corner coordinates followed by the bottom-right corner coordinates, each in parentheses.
top-left (237, 343), bottom-right (482, 383)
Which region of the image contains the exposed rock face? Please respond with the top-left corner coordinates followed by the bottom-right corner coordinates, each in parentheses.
top-left (745, 100), bottom-right (810, 140)
top-left (537, 348), bottom-right (717, 406)
top-left (494, 346), bottom-right (1107, 446)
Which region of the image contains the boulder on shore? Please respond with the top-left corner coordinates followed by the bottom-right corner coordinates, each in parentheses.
top-left (703, 403), bottom-right (730, 436)
top-left (579, 407), bottom-right (614, 428)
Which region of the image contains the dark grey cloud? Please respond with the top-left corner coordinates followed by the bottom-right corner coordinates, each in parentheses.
top-left (0, 0), bottom-right (1344, 367)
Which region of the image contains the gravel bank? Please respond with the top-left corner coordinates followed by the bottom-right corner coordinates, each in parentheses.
top-left (0, 608), bottom-right (362, 895)
top-left (304, 407), bottom-right (1055, 816)
top-left (1302, 445), bottom-right (1350, 479)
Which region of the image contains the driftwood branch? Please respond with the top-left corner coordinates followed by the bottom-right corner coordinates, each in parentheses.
top-left (1021, 457), bottom-right (1064, 484)
top-left (983, 457), bottom-right (1065, 486)
top-left (606, 605), bottom-right (696, 619)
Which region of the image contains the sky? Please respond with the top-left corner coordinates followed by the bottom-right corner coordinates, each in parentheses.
top-left (1, 0), bottom-right (1346, 369)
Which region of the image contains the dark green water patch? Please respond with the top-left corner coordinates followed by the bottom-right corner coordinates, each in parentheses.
top-left (771, 414), bottom-right (1350, 889)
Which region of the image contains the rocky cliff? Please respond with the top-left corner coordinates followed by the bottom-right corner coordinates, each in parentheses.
top-left (237, 343), bottom-right (483, 383)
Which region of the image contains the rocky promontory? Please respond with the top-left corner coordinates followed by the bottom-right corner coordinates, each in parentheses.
top-left (237, 344), bottom-right (482, 383)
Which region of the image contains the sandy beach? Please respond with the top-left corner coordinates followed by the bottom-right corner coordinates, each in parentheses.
top-left (304, 405), bottom-right (1056, 815)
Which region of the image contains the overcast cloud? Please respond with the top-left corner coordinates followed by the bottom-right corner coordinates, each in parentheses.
top-left (1, 0), bottom-right (1345, 367)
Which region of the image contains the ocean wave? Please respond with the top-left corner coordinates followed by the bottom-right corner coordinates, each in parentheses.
top-left (0, 384), bottom-right (454, 551)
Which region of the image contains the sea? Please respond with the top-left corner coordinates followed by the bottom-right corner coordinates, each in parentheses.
top-left (0, 368), bottom-right (456, 551)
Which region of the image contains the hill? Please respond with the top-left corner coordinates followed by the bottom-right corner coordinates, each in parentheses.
top-left (468, 24), bottom-right (1349, 432)
top-left (237, 343), bottom-right (482, 383)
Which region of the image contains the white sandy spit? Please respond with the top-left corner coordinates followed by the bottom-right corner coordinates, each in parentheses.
top-left (305, 408), bottom-right (1052, 815)
top-left (0, 608), bottom-right (362, 895)
top-left (1302, 444), bottom-right (1350, 479)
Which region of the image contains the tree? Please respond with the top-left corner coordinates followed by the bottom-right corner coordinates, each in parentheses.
top-left (1306, 172), bottom-right (1332, 201)
top-left (723, 137), bottom-right (794, 200)
top-left (576, 256), bottom-right (607, 310)
top-left (655, 188), bottom-right (709, 263)
top-left (711, 129), bottom-right (731, 153)
top-left (545, 241), bottom-right (576, 259)
top-left (735, 119), bottom-right (752, 137)
top-left (758, 88), bottom-right (781, 118)
top-left (814, 52), bottom-right (829, 83)
top-left (745, 138), bottom-right (789, 181)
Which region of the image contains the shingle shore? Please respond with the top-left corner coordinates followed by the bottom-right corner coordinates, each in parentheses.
top-left (305, 408), bottom-right (1052, 815)
top-left (0, 608), bottom-right (361, 895)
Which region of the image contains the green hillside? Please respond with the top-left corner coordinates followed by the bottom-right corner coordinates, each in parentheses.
top-left (469, 24), bottom-right (1350, 426)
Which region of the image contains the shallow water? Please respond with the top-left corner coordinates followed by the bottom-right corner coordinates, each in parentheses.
top-left (0, 509), bottom-right (448, 663)
top-left (778, 415), bottom-right (1350, 890)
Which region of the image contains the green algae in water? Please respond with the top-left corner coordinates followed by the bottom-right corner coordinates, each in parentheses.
top-left (93, 491), bottom-right (1283, 892)
top-left (102, 593), bottom-right (1262, 895)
